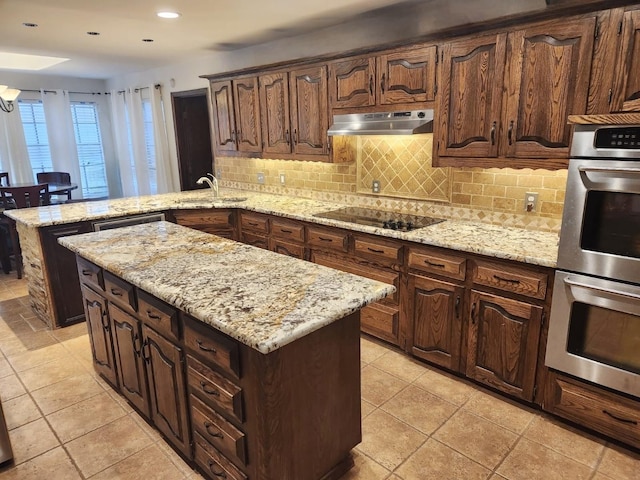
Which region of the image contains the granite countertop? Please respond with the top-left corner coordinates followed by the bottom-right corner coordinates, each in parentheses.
top-left (6, 188), bottom-right (559, 267)
top-left (59, 221), bottom-right (394, 354)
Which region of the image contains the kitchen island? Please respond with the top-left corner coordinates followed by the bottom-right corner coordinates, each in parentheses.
top-left (59, 221), bottom-right (394, 480)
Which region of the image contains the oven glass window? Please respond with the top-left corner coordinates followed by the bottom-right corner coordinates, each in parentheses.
top-left (581, 191), bottom-right (640, 258)
top-left (567, 302), bottom-right (640, 374)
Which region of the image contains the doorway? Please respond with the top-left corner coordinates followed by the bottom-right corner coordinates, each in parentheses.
top-left (171, 88), bottom-right (214, 191)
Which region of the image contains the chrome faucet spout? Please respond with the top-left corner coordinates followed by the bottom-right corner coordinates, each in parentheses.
top-left (196, 174), bottom-right (219, 199)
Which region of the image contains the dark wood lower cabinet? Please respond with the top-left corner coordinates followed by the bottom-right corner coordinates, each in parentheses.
top-left (82, 284), bottom-right (118, 387)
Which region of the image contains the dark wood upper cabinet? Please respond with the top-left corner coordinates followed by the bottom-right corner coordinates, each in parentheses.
top-left (502, 18), bottom-right (596, 159)
top-left (233, 76), bottom-right (262, 153)
top-left (210, 80), bottom-right (237, 153)
top-left (436, 33), bottom-right (507, 159)
top-left (612, 9), bottom-right (640, 112)
top-left (290, 65), bottom-right (329, 155)
top-left (259, 72), bottom-right (291, 154)
top-left (329, 46), bottom-right (437, 109)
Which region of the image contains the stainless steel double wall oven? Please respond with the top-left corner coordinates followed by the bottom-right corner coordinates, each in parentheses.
top-left (546, 120), bottom-right (640, 399)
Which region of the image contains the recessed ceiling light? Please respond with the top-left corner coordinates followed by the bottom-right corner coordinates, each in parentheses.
top-left (87, 31), bottom-right (100, 36)
top-left (22, 22), bottom-right (38, 28)
top-left (157, 11), bottom-right (180, 19)
top-left (142, 38), bottom-right (154, 43)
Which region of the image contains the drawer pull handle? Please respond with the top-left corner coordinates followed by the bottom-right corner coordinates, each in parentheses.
top-left (207, 460), bottom-right (227, 478)
top-left (367, 247), bottom-right (385, 254)
top-left (493, 275), bottom-right (520, 285)
top-left (425, 260), bottom-right (445, 268)
top-left (603, 409), bottom-right (638, 425)
top-left (81, 269), bottom-right (93, 276)
top-left (110, 288), bottom-right (123, 297)
top-left (196, 339), bottom-right (217, 354)
top-left (146, 310), bottom-right (161, 320)
top-left (204, 421), bottom-right (224, 438)
top-left (318, 236), bottom-right (333, 242)
top-left (280, 228), bottom-right (293, 234)
top-left (200, 381), bottom-right (220, 397)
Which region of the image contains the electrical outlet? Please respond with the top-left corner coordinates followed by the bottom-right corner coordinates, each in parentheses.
top-left (279, 173), bottom-right (286, 185)
top-left (257, 172), bottom-right (265, 184)
top-left (216, 168), bottom-right (222, 179)
top-left (372, 180), bottom-right (381, 193)
top-left (525, 192), bottom-right (539, 212)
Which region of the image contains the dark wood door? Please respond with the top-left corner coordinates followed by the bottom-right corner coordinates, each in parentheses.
top-left (142, 324), bottom-right (190, 457)
top-left (502, 17), bottom-right (596, 159)
top-left (466, 290), bottom-right (542, 401)
top-left (81, 284), bottom-right (118, 387)
top-left (612, 10), bottom-right (640, 112)
top-left (42, 223), bottom-right (92, 327)
top-left (377, 45), bottom-right (437, 105)
top-left (410, 274), bottom-right (464, 372)
top-left (210, 80), bottom-right (237, 153)
top-left (109, 304), bottom-right (149, 417)
top-left (290, 65), bottom-right (329, 155)
top-left (172, 89), bottom-right (214, 191)
top-left (259, 72), bottom-right (291, 154)
top-left (233, 77), bottom-right (262, 153)
top-left (436, 34), bottom-right (507, 158)
top-left (329, 57), bottom-right (376, 108)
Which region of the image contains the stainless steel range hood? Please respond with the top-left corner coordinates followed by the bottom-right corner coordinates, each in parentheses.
top-left (327, 109), bottom-right (434, 136)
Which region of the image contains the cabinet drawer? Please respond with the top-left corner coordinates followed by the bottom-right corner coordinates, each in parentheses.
top-left (175, 209), bottom-right (235, 228)
top-left (104, 271), bottom-right (136, 313)
top-left (408, 247), bottom-right (466, 280)
top-left (546, 372), bottom-right (640, 449)
top-left (472, 260), bottom-right (548, 299)
top-left (353, 236), bottom-right (402, 263)
top-left (361, 303), bottom-right (400, 345)
top-left (77, 257), bottom-right (103, 290)
top-left (138, 290), bottom-right (179, 342)
top-left (270, 217), bottom-right (305, 242)
top-left (187, 354), bottom-right (244, 423)
top-left (271, 238), bottom-right (305, 259)
top-left (194, 431), bottom-right (247, 480)
top-left (184, 316), bottom-right (240, 378)
top-left (240, 211), bottom-right (268, 234)
top-left (191, 394), bottom-right (247, 466)
top-left (240, 231), bottom-right (269, 249)
top-left (307, 226), bottom-right (349, 252)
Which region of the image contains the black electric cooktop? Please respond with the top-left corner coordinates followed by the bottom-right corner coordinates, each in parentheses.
top-left (314, 207), bottom-right (444, 232)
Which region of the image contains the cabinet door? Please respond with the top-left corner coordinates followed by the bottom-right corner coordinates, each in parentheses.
top-left (378, 46), bottom-right (437, 105)
top-left (612, 10), bottom-right (640, 112)
top-left (290, 65), bottom-right (329, 155)
top-left (329, 57), bottom-right (376, 108)
top-left (436, 34), bottom-right (507, 158)
top-left (143, 324), bottom-right (191, 457)
top-left (259, 72), bottom-right (291, 154)
top-left (502, 18), bottom-right (596, 158)
top-left (110, 304), bottom-right (149, 417)
top-left (42, 223), bottom-right (92, 327)
top-left (466, 290), bottom-right (542, 401)
top-left (210, 80), bottom-right (237, 152)
top-left (81, 284), bottom-right (118, 387)
top-left (410, 274), bottom-right (464, 372)
top-left (233, 77), bottom-right (262, 153)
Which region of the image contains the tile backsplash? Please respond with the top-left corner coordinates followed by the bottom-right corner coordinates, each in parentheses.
top-left (216, 134), bottom-right (567, 233)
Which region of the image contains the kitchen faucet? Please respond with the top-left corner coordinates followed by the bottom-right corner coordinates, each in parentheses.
top-left (196, 173), bottom-right (219, 199)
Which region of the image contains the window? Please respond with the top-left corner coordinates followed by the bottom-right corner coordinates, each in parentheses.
top-left (18, 100), bottom-right (52, 179)
top-left (70, 102), bottom-right (108, 198)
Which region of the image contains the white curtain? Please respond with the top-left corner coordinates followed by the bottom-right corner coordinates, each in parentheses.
top-left (109, 90), bottom-right (137, 197)
top-left (41, 90), bottom-right (84, 198)
top-left (126, 88), bottom-right (151, 196)
top-left (150, 85), bottom-right (174, 193)
top-left (0, 108), bottom-right (34, 184)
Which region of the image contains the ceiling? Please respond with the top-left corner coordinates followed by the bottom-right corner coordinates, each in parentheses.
top-left (0, 0), bottom-right (416, 79)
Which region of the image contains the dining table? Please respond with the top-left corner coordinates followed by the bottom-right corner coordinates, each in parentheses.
top-left (10, 182), bottom-right (79, 199)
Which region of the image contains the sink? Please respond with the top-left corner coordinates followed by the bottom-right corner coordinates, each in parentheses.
top-left (175, 196), bottom-right (247, 204)
top-left (217, 197), bottom-right (248, 203)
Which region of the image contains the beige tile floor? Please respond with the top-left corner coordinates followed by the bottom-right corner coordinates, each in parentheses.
top-left (0, 274), bottom-right (638, 479)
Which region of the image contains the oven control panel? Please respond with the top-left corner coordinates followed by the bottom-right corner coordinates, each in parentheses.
top-left (595, 127), bottom-right (640, 149)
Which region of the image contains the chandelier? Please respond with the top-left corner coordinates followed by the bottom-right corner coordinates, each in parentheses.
top-left (0, 86), bottom-right (21, 113)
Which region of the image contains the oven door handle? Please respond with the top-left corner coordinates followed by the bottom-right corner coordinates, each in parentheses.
top-left (578, 166), bottom-right (640, 175)
top-left (564, 277), bottom-right (640, 301)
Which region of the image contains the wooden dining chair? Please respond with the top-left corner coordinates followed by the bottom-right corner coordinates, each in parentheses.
top-left (36, 172), bottom-right (72, 202)
top-left (0, 184), bottom-right (50, 278)
top-left (0, 172), bottom-right (10, 187)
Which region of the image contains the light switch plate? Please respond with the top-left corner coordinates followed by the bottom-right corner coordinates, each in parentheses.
top-left (257, 172), bottom-right (265, 184)
top-left (279, 173), bottom-right (286, 185)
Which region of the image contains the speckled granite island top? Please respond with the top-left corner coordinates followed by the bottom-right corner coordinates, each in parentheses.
top-left (6, 188), bottom-right (559, 267)
top-left (58, 221), bottom-right (395, 354)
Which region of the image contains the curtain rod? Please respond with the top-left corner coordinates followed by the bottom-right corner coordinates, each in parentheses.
top-left (20, 84), bottom-right (161, 95)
